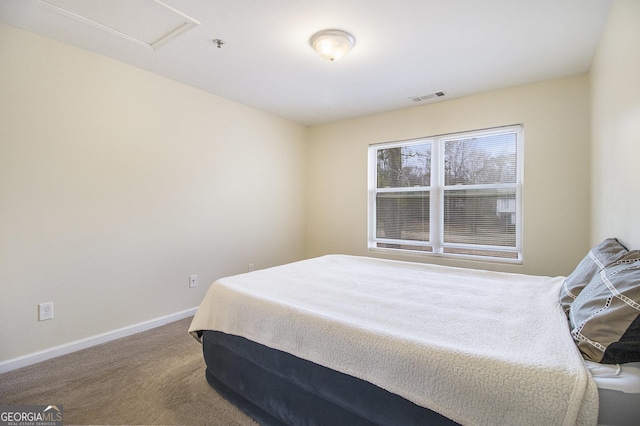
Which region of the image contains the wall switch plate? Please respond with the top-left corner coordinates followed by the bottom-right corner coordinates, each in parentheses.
top-left (189, 274), bottom-right (197, 288)
top-left (39, 302), bottom-right (53, 321)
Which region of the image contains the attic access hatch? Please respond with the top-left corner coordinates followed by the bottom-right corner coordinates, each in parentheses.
top-left (38, 0), bottom-right (200, 50)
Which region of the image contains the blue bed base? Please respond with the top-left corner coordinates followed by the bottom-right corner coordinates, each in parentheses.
top-left (201, 330), bottom-right (458, 425)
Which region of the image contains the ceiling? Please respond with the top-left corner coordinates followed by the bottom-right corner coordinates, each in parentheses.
top-left (0, 0), bottom-right (612, 125)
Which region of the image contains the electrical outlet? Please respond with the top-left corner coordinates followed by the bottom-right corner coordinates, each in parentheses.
top-left (248, 263), bottom-right (255, 272)
top-left (189, 274), bottom-right (198, 288)
top-left (38, 302), bottom-right (53, 321)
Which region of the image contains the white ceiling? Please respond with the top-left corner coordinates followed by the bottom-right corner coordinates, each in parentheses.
top-left (0, 0), bottom-right (612, 125)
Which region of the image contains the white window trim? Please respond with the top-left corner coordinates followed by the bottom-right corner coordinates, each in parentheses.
top-left (368, 125), bottom-right (524, 264)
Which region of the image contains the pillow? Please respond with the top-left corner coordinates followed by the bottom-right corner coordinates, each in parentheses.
top-left (569, 251), bottom-right (640, 364)
top-left (560, 238), bottom-right (628, 314)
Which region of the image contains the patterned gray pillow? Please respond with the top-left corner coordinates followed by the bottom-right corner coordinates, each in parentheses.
top-left (560, 238), bottom-right (628, 314)
top-left (569, 251), bottom-right (640, 363)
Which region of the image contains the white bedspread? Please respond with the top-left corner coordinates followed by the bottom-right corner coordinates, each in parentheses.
top-left (189, 255), bottom-right (598, 426)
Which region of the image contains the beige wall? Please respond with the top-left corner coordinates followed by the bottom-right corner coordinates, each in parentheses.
top-left (307, 75), bottom-right (592, 276)
top-left (0, 24), bottom-right (308, 362)
top-left (590, 0), bottom-right (640, 250)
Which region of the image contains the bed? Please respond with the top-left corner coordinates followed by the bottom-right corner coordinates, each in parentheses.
top-left (189, 248), bottom-right (640, 425)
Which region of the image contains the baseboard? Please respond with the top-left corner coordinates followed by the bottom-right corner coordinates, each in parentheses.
top-left (0, 307), bottom-right (198, 374)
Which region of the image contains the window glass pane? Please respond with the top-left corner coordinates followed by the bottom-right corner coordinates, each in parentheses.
top-left (443, 188), bottom-right (516, 247)
top-left (443, 247), bottom-right (519, 259)
top-left (377, 143), bottom-right (431, 188)
top-left (376, 191), bottom-right (430, 241)
top-left (444, 132), bottom-right (516, 185)
top-left (377, 243), bottom-right (433, 252)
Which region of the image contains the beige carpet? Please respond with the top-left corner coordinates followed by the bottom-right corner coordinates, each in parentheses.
top-left (0, 317), bottom-right (258, 425)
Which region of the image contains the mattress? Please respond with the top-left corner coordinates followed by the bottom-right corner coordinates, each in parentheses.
top-left (200, 331), bottom-right (640, 426)
top-left (201, 329), bottom-right (459, 425)
top-left (189, 255), bottom-right (600, 425)
top-left (586, 361), bottom-right (640, 426)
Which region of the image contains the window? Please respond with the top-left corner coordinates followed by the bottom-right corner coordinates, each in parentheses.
top-left (368, 125), bottom-right (523, 262)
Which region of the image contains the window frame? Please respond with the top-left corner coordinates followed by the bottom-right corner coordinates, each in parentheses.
top-left (368, 125), bottom-right (524, 263)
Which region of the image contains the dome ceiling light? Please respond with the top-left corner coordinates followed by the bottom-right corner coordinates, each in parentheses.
top-left (309, 29), bottom-right (355, 62)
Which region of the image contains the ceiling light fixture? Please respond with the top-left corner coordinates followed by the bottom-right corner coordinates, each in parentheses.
top-left (310, 29), bottom-right (355, 62)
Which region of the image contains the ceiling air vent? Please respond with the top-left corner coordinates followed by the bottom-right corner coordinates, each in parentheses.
top-left (409, 91), bottom-right (446, 103)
